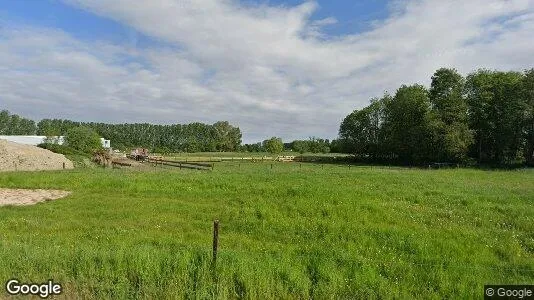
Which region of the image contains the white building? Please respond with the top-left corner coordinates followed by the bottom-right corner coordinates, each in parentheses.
top-left (100, 138), bottom-right (111, 148)
top-left (0, 136), bottom-right (111, 148)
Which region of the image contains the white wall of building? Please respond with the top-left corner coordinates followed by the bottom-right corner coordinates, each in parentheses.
top-left (0, 136), bottom-right (110, 148)
top-left (0, 136), bottom-right (57, 146)
top-left (100, 138), bottom-right (111, 148)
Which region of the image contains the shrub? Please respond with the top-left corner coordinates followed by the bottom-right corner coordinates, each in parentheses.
top-left (263, 137), bottom-right (284, 154)
top-left (38, 143), bottom-right (88, 156)
top-left (64, 126), bottom-right (102, 154)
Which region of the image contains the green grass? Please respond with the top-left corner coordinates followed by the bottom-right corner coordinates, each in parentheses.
top-left (0, 163), bottom-right (533, 299)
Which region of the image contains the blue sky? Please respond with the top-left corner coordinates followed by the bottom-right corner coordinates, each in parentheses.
top-left (0, 1), bottom-right (390, 47)
top-left (0, 0), bottom-right (533, 142)
top-left (0, 0), bottom-right (153, 47)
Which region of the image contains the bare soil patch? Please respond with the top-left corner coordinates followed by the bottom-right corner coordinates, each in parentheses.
top-left (0, 188), bottom-right (71, 206)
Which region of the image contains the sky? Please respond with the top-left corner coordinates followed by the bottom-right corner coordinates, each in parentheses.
top-left (0, 0), bottom-right (533, 143)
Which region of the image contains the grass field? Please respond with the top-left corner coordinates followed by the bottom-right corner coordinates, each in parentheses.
top-left (0, 162), bottom-right (533, 299)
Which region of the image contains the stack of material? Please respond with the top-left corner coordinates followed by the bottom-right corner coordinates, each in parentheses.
top-left (0, 139), bottom-right (74, 171)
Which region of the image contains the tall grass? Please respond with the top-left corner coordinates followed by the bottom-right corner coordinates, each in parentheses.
top-left (0, 163), bottom-right (533, 298)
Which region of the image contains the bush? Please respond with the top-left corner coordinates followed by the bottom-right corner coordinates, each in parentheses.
top-left (263, 137), bottom-right (284, 154)
top-left (64, 126), bottom-right (102, 154)
top-left (38, 143), bottom-right (88, 156)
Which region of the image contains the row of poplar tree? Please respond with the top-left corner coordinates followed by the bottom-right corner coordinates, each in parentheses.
top-left (339, 68), bottom-right (534, 165)
top-left (0, 112), bottom-right (242, 153)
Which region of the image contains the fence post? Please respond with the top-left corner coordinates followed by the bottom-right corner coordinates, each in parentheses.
top-left (63, 162), bottom-right (66, 170)
top-left (212, 220), bottom-right (219, 265)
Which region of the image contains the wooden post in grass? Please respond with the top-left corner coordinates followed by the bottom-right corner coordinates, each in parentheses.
top-left (212, 220), bottom-right (219, 265)
top-left (271, 163), bottom-right (273, 169)
top-left (63, 162), bottom-right (65, 169)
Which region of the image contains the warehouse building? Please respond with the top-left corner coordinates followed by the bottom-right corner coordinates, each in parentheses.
top-left (0, 136), bottom-right (111, 148)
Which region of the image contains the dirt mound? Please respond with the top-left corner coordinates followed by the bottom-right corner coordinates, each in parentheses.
top-left (0, 188), bottom-right (71, 206)
top-left (0, 139), bottom-right (74, 172)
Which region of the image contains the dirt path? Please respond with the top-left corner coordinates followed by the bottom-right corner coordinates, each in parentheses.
top-left (0, 188), bottom-right (71, 206)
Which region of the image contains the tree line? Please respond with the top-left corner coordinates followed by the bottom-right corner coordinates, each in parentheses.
top-left (241, 137), bottom-right (334, 154)
top-left (0, 111), bottom-right (242, 153)
top-left (38, 119), bottom-right (242, 153)
top-left (0, 109), bottom-right (339, 155)
top-left (0, 110), bottom-right (37, 135)
top-left (339, 68), bottom-right (534, 165)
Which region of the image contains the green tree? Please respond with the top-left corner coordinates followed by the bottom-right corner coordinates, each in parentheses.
top-left (244, 142), bottom-right (264, 152)
top-left (213, 121), bottom-right (242, 152)
top-left (466, 70), bottom-right (525, 163)
top-left (339, 95), bottom-right (390, 159)
top-left (383, 85), bottom-right (433, 164)
top-left (523, 69), bottom-right (534, 165)
top-left (0, 110), bottom-right (37, 135)
top-left (429, 68), bottom-right (473, 162)
top-left (339, 108), bottom-right (371, 156)
top-left (307, 138), bottom-right (330, 153)
top-left (292, 140), bottom-right (309, 154)
top-left (65, 126), bottom-right (102, 154)
top-left (329, 139), bottom-right (344, 153)
top-left (0, 110), bottom-right (9, 134)
top-left (263, 137), bottom-right (284, 154)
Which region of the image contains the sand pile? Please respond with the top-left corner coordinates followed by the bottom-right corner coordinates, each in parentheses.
top-left (0, 188), bottom-right (71, 206)
top-left (0, 139), bottom-right (74, 172)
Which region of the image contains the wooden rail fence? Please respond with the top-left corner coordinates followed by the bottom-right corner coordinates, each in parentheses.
top-left (146, 157), bottom-right (214, 171)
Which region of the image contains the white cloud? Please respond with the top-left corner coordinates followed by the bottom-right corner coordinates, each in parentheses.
top-left (0, 0), bottom-right (533, 142)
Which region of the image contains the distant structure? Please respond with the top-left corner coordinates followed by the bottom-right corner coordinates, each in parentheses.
top-left (0, 136), bottom-right (111, 149)
top-left (100, 138), bottom-right (111, 148)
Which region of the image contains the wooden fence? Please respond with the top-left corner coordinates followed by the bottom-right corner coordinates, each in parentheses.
top-left (146, 157), bottom-right (213, 171)
top-left (154, 156), bottom-right (302, 163)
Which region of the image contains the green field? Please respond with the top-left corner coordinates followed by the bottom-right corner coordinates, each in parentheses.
top-left (0, 162), bottom-right (533, 299)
